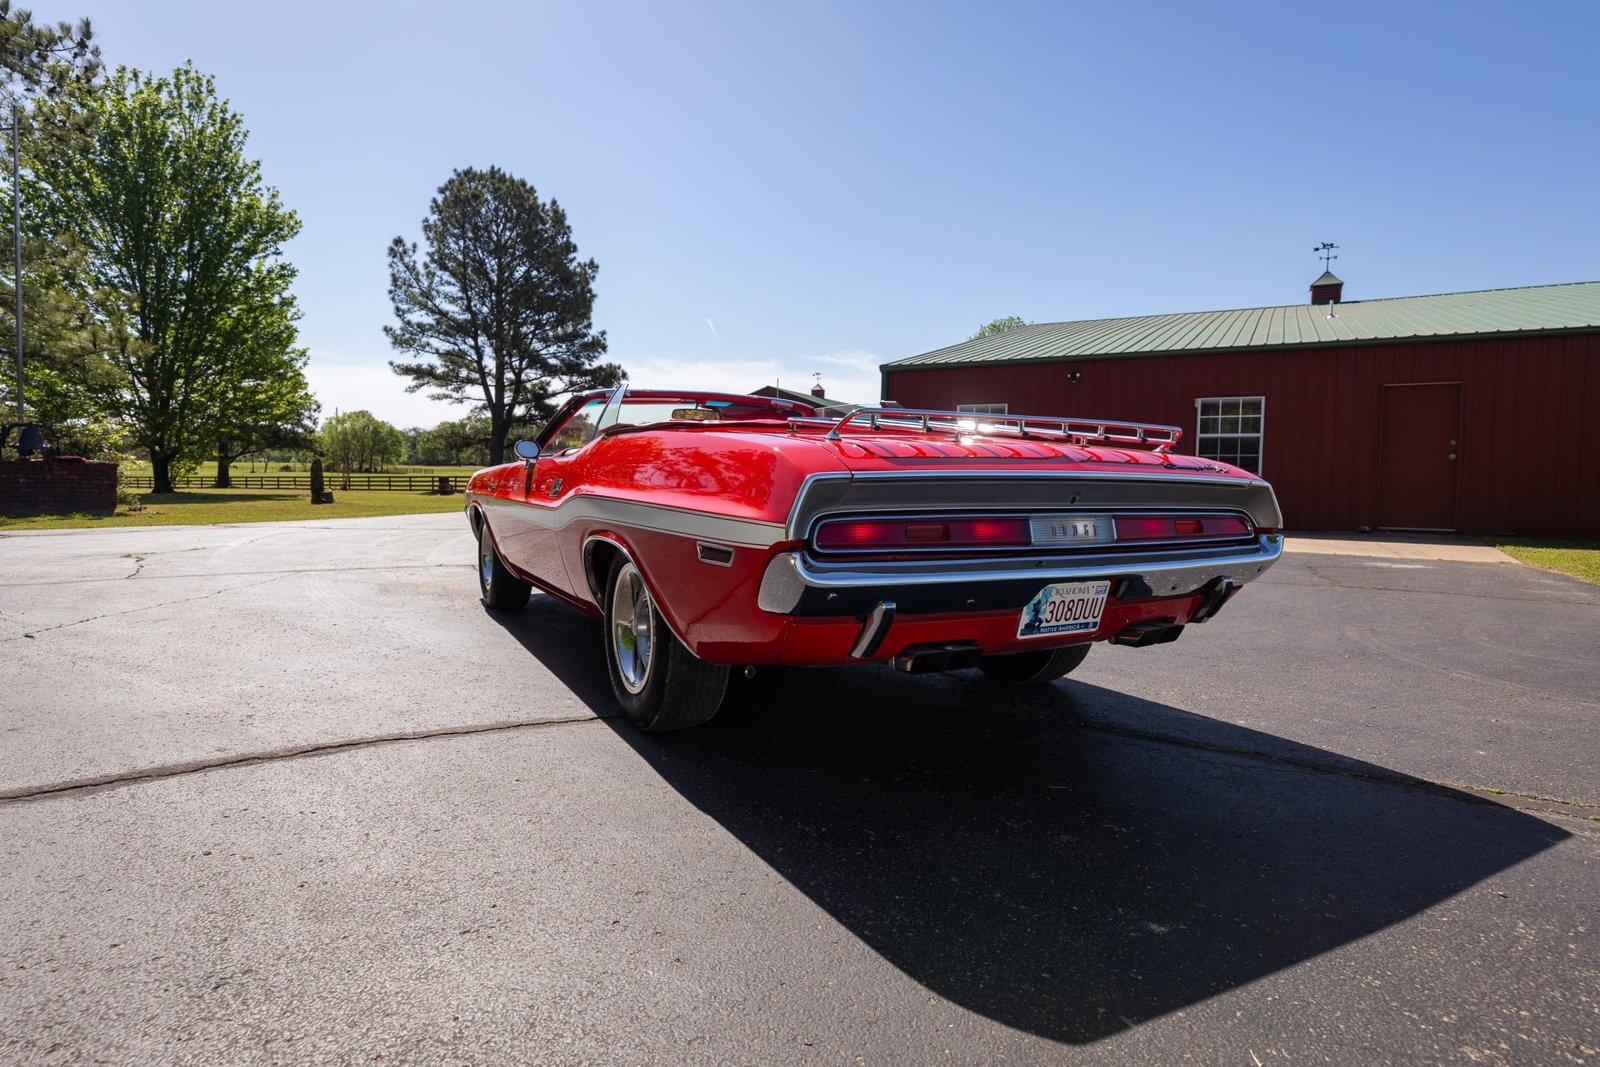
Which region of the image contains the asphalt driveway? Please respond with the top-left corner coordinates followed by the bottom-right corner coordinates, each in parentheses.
top-left (2, 516), bottom-right (1596, 1064)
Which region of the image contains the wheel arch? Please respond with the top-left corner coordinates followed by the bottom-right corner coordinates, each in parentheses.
top-left (584, 533), bottom-right (699, 655)
top-left (582, 533), bottom-right (624, 608)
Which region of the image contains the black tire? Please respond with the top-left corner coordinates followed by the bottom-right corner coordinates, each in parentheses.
top-left (977, 642), bottom-right (1091, 685)
top-left (477, 521), bottom-right (531, 610)
top-left (603, 555), bottom-right (728, 731)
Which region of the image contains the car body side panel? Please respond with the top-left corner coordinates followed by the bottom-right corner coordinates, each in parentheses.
top-left (575, 525), bottom-right (792, 663)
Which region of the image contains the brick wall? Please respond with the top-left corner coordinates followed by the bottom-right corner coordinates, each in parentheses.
top-left (0, 458), bottom-right (119, 517)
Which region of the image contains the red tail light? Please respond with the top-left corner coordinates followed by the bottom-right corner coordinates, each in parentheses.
top-left (814, 513), bottom-right (1255, 553)
top-left (815, 517), bottom-right (1031, 551)
top-left (1113, 514), bottom-right (1253, 542)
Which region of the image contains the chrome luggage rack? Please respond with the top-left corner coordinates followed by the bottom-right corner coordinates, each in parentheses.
top-left (789, 406), bottom-right (1183, 451)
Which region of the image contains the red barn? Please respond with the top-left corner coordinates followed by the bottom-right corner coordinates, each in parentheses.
top-left (881, 277), bottom-right (1600, 538)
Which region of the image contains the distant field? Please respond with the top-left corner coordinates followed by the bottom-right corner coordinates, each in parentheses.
top-left (1, 488), bottom-right (466, 531)
top-left (119, 460), bottom-right (484, 480)
top-left (1489, 539), bottom-right (1600, 586)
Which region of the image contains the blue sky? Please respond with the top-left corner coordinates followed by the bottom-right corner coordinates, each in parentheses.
top-left (49, 0), bottom-right (1600, 427)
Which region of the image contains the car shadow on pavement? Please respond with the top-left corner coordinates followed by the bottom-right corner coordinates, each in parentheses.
top-left (492, 595), bottom-right (1571, 1044)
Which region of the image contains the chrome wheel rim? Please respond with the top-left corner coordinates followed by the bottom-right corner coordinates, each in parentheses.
top-left (479, 531), bottom-right (494, 590)
top-left (610, 561), bottom-right (654, 695)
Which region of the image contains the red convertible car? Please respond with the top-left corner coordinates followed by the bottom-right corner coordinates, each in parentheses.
top-left (466, 387), bottom-right (1283, 731)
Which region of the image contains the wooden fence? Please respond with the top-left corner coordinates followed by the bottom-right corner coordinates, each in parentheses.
top-left (122, 474), bottom-right (468, 492)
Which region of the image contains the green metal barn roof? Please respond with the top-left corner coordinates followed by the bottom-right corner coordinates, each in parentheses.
top-left (885, 280), bottom-right (1600, 370)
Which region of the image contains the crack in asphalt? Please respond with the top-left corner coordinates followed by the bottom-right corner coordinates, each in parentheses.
top-left (0, 714), bottom-right (612, 804)
top-left (5, 698), bottom-right (1590, 826)
top-left (3, 573), bottom-right (293, 642)
top-left (0, 520), bottom-right (462, 538)
top-left (0, 562), bottom-right (472, 589)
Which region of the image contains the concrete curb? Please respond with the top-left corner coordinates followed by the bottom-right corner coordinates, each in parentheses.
top-left (1283, 531), bottom-right (1514, 564)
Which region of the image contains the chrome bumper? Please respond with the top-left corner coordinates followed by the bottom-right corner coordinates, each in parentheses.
top-left (757, 534), bottom-right (1284, 616)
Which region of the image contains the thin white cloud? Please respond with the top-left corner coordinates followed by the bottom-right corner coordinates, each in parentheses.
top-left (616, 350), bottom-right (882, 406)
top-left (706, 318), bottom-right (719, 342)
top-left (304, 347), bottom-right (886, 431)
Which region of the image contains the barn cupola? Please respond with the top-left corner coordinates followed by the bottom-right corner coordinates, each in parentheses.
top-left (1310, 270), bottom-right (1344, 305)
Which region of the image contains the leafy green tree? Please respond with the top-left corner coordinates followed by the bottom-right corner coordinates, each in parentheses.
top-left (0, 238), bottom-right (114, 441)
top-left (386, 166), bottom-right (622, 465)
top-left (319, 409), bottom-right (403, 486)
top-left (33, 64), bottom-right (306, 493)
top-left (409, 414), bottom-right (492, 466)
top-left (0, 2), bottom-right (99, 440)
top-left (970, 315), bottom-right (1028, 340)
top-left (212, 368), bottom-right (319, 487)
top-left (0, 2), bottom-right (98, 102)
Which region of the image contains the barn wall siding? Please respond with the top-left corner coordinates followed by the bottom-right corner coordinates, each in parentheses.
top-left (883, 333), bottom-right (1598, 539)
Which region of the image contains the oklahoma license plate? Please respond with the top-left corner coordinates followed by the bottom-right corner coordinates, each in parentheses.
top-left (1017, 580), bottom-right (1110, 639)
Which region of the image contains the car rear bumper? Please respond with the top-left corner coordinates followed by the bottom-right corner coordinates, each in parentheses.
top-left (756, 534), bottom-right (1284, 617)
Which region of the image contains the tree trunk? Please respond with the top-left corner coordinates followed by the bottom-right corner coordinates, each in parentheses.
top-left (214, 440), bottom-right (232, 489)
top-left (488, 420), bottom-right (506, 466)
top-left (151, 452), bottom-right (174, 495)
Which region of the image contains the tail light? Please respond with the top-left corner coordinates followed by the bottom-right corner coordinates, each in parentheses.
top-left (815, 517), bottom-right (1031, 551)
top-left (812, 512), bottom-right (1256, 554)
top-left (1113, 514), bottom-right (1253, 543)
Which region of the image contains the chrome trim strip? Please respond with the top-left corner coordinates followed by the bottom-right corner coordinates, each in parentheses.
top-left (783, 472), bottom-right (852, 540)
top-left (592, 383), bottom-right (628, 438)
top-left (757, 534), bottom-right (1284, 614)
top-left (820, 406), bottom-right (1184, 450)
top-left (785, 470), bottom-right (1283, 541)
top-left (474, 491), bottom-right (787, 549)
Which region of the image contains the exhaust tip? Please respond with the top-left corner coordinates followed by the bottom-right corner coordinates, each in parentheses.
top-left (1112, 621), bottom-right (1184, 648)
top-left (892, 642), bottom-right (981, 673)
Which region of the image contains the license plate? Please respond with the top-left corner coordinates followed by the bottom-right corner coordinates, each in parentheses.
top-left (1018, 580), bottom-right (1110, 639)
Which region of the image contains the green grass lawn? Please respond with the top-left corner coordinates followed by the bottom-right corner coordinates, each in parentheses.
top-left (1489, 539), bottom-right (1600, 586)
top-left (1, 488), bottom-right (467, 530)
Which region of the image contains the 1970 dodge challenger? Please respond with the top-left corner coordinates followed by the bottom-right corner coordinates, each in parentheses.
top-left (465, 387), bottom-right (1283, 731)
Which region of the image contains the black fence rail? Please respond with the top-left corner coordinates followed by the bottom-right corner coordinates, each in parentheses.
top-left (122, 474), bottom-right (470, 492)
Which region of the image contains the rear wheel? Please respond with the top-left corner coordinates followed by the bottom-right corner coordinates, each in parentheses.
top-left (477, 521), bottom-right (531, 610)
top-left (977, 643), bottom-right (1091, 685)
top-left (603, 556), bottom-right (728, 731)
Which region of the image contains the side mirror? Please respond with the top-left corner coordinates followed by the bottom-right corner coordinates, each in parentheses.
top-left (512, 439), bottom-right (540, 463)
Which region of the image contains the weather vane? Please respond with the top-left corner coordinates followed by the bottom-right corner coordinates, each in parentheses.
top-left (1314, 242), bottom-right (1339, 271)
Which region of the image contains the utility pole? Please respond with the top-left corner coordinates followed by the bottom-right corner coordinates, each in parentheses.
top-left (11, 104), bottom-right (22, 421)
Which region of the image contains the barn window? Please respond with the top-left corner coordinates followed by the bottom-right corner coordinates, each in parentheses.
top-left (1195, 396), bottom-right (1265, 474)
top-left (956, 403), bottom-right (1009, 414)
